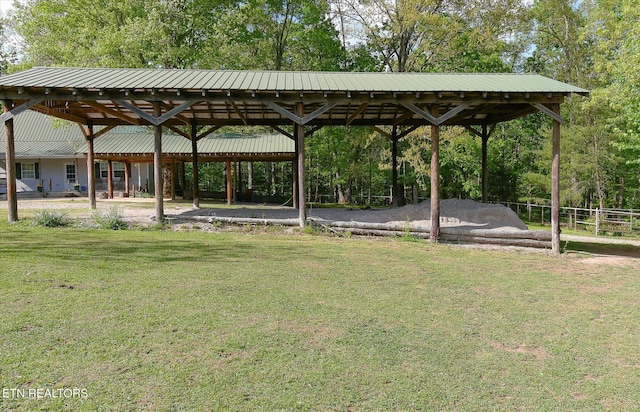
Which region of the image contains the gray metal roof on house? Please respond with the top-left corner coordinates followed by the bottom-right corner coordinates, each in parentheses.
top-left (88, 131), bottom-right (294, 158)
top-left (0, 110), bottom-right (294, 160)
top-left (0, 111), bottom-right (85, 158)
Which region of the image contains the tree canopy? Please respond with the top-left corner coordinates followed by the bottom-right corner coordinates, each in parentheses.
top-left (3, 0), bottom-right (639, 208)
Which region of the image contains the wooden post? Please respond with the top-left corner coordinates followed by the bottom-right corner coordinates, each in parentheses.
top-left (124, 161), bottom-right (131, 197)
top-left (391, 126), bottom-right (399, 207)
top-left (3, 100), bottom-right (18, 222)
top-left (237, 161), bottom-right (242, 198)
top-left (190, 120), bottom-right (200, 208)
top-left (107, 160), bottom-right (114, 199)
top-left (296, 102), bottom-right (306, 227)
top-left (226, 159), bottom-right (232, 206)
top-left (153, 102), bottom-right (164, 223)
top-left (292, 158), bottom-right (298, 208)
top-left (293, 127), bottom-right (299, 209)
top-left (430, 106), bottom-right (440, 242)
top-left (180, 161), bottom-right (186, 198)
top-left (170, 158), bottom-right (176, 201)
top-left (481, 124), bottom-right (489, 203)
top-left (85, 122), bottom-right (97, 209)
top-left (551, 104), bottom-right (561, 253)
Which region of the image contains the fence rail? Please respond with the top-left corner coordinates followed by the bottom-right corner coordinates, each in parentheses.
top-left (499, 202), bottom-right (640, 237)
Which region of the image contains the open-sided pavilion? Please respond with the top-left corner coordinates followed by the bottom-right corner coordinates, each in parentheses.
top-left (0, 67), bottom-right (588, 253)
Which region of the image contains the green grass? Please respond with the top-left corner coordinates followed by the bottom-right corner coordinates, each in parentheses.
top-left (1, 220), bottom-right (640, 410)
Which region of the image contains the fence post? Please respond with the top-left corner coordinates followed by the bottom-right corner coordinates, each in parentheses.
top-left (595, 208), bottom-right (599, 236)
top-left (574, 208), bottom-right (578, 231)
top-left (541, 205), bottom-right (545, 225)
top-left (631, 209), bottom-right (634, 232)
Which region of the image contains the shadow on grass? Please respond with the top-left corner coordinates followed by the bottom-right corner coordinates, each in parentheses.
top-left (0, 223), bottom-right (300, 265)
top-left (564, 241), bottom-right (640, 258)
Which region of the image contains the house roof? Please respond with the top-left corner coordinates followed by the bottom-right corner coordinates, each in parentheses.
top-left (0, 67), bottom-right (589, 129)
top-left (0, 110), bottom-right (294, 161)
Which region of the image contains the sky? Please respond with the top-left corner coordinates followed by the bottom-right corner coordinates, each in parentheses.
top-left (0, 0), bottom-right (21, 13)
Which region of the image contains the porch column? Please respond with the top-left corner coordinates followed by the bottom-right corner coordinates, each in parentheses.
top-left (296, 102), bottom-right (306, 226)
top-left (551, 104), bottom-right (561, 254)
top-left (391, 126), bottom-right (399, 207)
top-left (85, 123), bottom-right (97, 209)
top-left (481, 124), bottom-right (489, 203)
top-left (430, 106), bottom-right (440, 242)
top-left (107, 160), bottom-right (114, 199)
top-left (124, 161), bottom-right (131, 197)
top-left (153, 102), bottom-right (164, 223)
top-left (226, 160), bottom-right (232, 206)
top-left (3, 100), bottom-right (18, 222)
top-left (190, 120), bottom-right (200, 208)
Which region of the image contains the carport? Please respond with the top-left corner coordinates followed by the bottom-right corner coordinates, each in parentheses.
top-left (0, 67), bottom-right (588, 252)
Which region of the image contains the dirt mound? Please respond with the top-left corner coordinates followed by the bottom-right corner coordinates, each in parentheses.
top-left (309, 199), bottom-right (528, 231)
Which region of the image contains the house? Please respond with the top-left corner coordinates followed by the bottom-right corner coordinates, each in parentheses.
top-left (1, 111), bottom-right (295, 197)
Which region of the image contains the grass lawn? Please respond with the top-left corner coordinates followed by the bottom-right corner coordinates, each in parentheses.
top-left (1, 219), bottom-right (640, 410)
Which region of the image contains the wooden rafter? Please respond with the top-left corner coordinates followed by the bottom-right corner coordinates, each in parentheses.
top-left (83, 100), bottom-right (141, 125)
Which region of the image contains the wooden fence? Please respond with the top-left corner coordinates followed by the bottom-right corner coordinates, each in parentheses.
top-left (499, 202), bottom-right (640, 237)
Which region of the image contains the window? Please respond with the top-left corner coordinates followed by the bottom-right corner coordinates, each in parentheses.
top-left (99, 162), bottom-right (126, 179)
top-left (16, 162), bottom-right (39, 179)
top-left (65, 164), bottom-right (77, 182)
top-left (99, 162), bottom-right (108, 178)
top-left (113, 162), bottom-right (125, 179)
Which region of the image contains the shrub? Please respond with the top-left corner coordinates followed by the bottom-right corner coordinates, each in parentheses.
top-left (91, 207), bottom-right (128, 230)
top-left (33, 210), bottom-right (71, 227)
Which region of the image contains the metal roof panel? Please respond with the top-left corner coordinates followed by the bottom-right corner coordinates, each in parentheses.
top-left (0, 67), bottom-right (588, 94)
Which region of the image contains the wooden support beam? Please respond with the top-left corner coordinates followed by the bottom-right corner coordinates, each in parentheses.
top-left (190, 119), bottom-right (200, 208)
top-left (107, 159), bottom-right (114, 199)
top-left (0, 99), bottom-right (43, 123)
top-left (83, 101), bottom-right (141, 125)
top-left (226, 160), bottom-right (233, 206)
top-left (267, 101), bottom-right (337, 125)
top-left (270, 125), bottom-right (294, 140)
top-left (371, 126), bottom-right (392, 139)
top-left (401, 103), bottom-right (470, 126)
top-left (85, 123), bottom-right (97, 209)
top-left (153, 102), bottom-right (164, 223)
top-left (124, 161), bottom-right (131, 197)
top-left (93, 124), bottom-right (118, 139)
top-left (3, 100), bottom-right (18, 222)
top-left (170, 159), bottom-right (176, 201)
top-left (167, 125), bottom-right (190, 139)
top-left (231, 101), bottom-right (248, 125)
top-left (481, 124), bottom-right (489, 203)
top-left (346, 103), bottom-right (368, 125)
top-left (391, 126), bottom-right (399, 208)
top-left (430, 106), bottom-right (440, 242)
top-left (196, 124), bottom-right (223, 140)
top-left (532, 103), bottom-right (566, 124)
top-left (296, 102), bottom-right (306, 226)
top-left (551, 104), bottom-right (561, 254)
top-left (397, 124), bottom-right (422, 140)
top-left (293, 126), bottom-right (299, 209)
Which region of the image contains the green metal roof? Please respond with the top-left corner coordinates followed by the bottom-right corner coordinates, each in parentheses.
top-left (0, 67), bottom-right (589, 129)
top-left (0, 67), bottom-right (589, 94)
